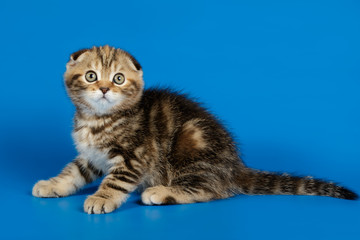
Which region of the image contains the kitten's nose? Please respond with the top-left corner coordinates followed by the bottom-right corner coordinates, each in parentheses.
top-left (99, 87), bottom-right (110, 94)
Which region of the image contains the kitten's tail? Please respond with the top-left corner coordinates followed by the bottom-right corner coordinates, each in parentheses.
top-left (236, 169), bottom-right (358, 200)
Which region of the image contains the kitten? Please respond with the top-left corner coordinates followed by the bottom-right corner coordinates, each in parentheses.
top-left (32, 45), bottom-right (357, 214)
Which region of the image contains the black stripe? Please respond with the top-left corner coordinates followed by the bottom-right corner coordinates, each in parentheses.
top-left (280, 176), bottom-right (301, 194)
top-left (242, 186), bottom-right (250, 194)
top-left (95, 192), bottom-right (111, 200)
top-left (91, 126), bottom-right (103, 135)
top-left (106, 183), bottom-right (129, 194)
top-left (67, 74), bottom-right (82, 88)
top-left (253, 173), bottom-right (278, 194)
top-left (108, 147), bottom-right (122, 159)
top-left (74, 161), bottom-right (92, 183)
top-left (113, 175), bottom-right (137, 184)
top-left (172, 174), bottom-right (216, 196)
top-left (304, 178), bottom-right (322, 194)
top-left (97, 48), bottom-right (105, 65)
top-left (124, 158), bottom-right (142, 176)
top-left (87, 161), bottom-right (103, 177)
top-left (90, 120), bottom-right (115, 135)
top-left (108, 48), bottom-right (116, 67)
top-left (182, 188), bottom-right (194, 194)
top-left (112, 170), bottom-right (139, 181)
top-left (319, 183), bottom-right (333, 196)
top-left (108, 147), bottom-right (142, 177)
top-left (74, 125), bottom-right (84, 132)
top-left (50, 178), bottom-right (59, 184)
top-left (71, 74), bottom-right (81, 81)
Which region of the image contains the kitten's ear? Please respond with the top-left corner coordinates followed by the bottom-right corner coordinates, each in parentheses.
top-left (128, 55), bottom-right (142, 71)
top-left (126, 54), bottom-right (143, 77)
top-left (67, 48), bottom-right (89, 67)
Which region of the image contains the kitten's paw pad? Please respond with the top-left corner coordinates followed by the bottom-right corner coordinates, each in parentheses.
top-left (84, 196), bottom-right (117, 214)
top-left (32, 180), bottom-right (68, 198)
top-left (141, 186), bottom-right (177, 205)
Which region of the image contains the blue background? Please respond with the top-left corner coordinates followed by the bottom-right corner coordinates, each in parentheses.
top-left (0, 0), bottom-right (359, 239)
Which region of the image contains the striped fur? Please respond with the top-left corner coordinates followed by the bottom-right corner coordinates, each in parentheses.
top-left (32, 46), bottom-right (357, 214)
top-left (236, 170), bottom-right (357, 199)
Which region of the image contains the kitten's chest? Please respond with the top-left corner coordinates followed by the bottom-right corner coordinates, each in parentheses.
top-left (72, 115), bottom-right (141, 172)
top-left (72, 122), bottom-right (113, 173)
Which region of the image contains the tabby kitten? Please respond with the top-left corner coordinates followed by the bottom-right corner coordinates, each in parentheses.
top-left (32, 45), bottom-right (357, 214)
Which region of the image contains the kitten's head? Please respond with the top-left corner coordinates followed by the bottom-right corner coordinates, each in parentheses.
top-left (64, 46), bottom-right (144, 116)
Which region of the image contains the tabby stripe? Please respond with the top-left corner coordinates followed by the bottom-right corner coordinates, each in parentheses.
top-left (124, 159), bottom-right (142, 177)
top-left (180, 185), bottom-right (200, 194)
top-left (108, 147), bottom-right (142, 177)
top-left (91, 121), bottom-right (114, 135)
top-left (183, 188), bottom-right (194, 194)
top-left (319, 183), bottom-right (333, 196)
top-left (74, 161), bottom-right (93, 183)
top-left (67, 74), bottom-right (82, 88)
top-left (242, 186), bottom-right (250, 194)
top-left (87, 161), bottom-right (103, 177)
top-left (112, 170), bottom-right (139, 181)
top-left (74, 125), bottom-right (84, 132)
top-left (97, 48), bottom-right (105, 65)
top-left (71, 74), bottom-right (81, 81)
top-left (304, 179), bottom-right (322, 194)
top-left (108, 49), bottom-right (116, 67)
top-left (253, 174), bottom-right (278, 194)
top-left (280, 176), bottom-right (301, 194)
top-left (113, 175), bottom-right (137, 184)
top-left (106, 183), bottom-right (129, 193)
top-left (50, 178), bottom-right (59, 184)
top-left (96, 192), bottom-right (111, 199)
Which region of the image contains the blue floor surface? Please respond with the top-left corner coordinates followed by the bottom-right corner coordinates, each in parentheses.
top-left (3, 177), bottom-right (360, 239)
top-left (1, 0), bottom-right (359, 239)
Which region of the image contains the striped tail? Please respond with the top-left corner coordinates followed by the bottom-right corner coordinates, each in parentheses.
top-left (237, 169), bottom-right (358, 200)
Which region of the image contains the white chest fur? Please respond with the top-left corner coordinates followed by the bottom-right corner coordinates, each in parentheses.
top-left (72, 126), bottom-right (111, 174)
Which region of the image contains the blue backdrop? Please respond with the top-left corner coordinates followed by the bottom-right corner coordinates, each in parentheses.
top-left (0, 0), bottom-right (359, 239)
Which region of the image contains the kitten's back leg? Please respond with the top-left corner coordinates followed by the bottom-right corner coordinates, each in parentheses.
top-left (141, 185), bottom-right (213, 205)
top-left (141, 174), bottom-right (230, 205)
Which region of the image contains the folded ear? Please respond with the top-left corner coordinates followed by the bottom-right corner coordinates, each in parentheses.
top-left (121, 50), bottom-right (142, 72)
top-left (67, 48), bottom-right (89, 67)
top-left (128, 54), bottom-right (142, 71)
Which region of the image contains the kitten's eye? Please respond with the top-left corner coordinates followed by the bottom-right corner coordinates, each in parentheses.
top-left (85, 71), bottom-right (98, 82)
top-left (113, 73), bottom-right (125, 85)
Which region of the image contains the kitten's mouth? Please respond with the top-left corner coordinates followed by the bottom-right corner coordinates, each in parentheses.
top-left (99, 96), bottom-right (110, 102)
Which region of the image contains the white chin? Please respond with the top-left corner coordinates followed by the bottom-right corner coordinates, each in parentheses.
top-left (90, 99), bottom-right (112, 114)
top-left (98, 98), bottom-right (110, 104)
top-left (90, 103), bottom-right (113, 115)
top-left (83, 92), bottom-right (124, 115)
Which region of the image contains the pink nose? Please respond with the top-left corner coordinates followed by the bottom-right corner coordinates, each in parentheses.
top-left (100, 87), bottom-right (110, 94)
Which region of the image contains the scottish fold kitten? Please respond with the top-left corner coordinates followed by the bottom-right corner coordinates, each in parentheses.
top-left (32, 46), bottom-right (357, 214)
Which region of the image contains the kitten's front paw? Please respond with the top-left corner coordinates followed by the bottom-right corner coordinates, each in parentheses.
top-left (84, 195), bottom-right (117, 214)
top-left (32, 180), bottom-right (73, 198)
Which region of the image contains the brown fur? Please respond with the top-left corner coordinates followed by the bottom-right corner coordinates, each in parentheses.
top-left (32, 45), bottom-right (357, 214)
